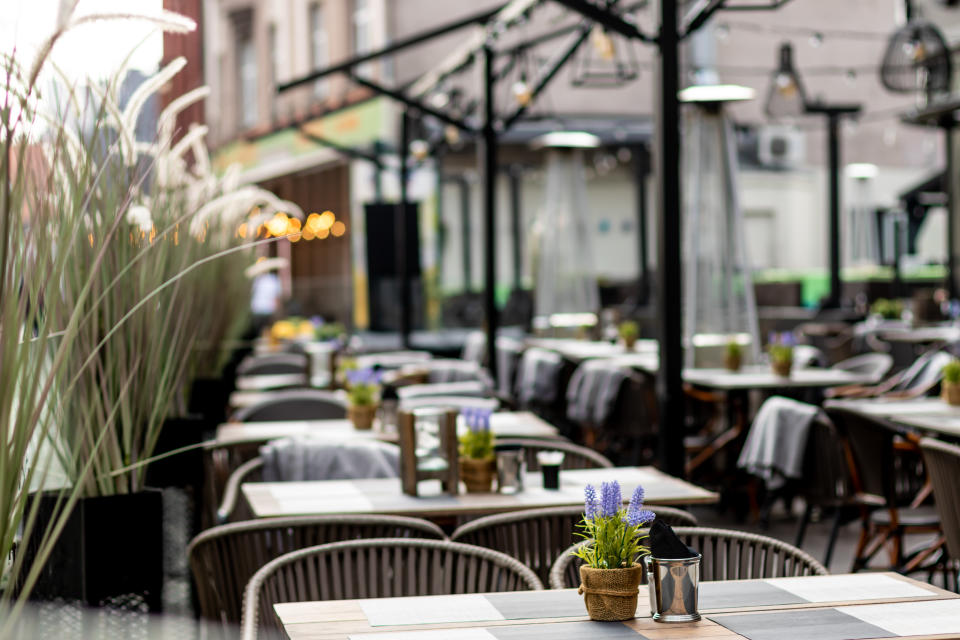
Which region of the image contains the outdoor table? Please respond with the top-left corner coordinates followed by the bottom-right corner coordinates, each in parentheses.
top-left (683, 366), bottom-right (878, 391)
top-left (825, 397), bottom-right (960, 441)
top-left (216, 412), bottom-right (561, 446)
top-left (396, 380), bottom-right (490, 398)
top-left (274, 572), bottom-right (958, 640)
top-left (875, 326), bottom-right (960, 345)
top-left (525, 338), bottom-right (658, 363)
top-left (234, 373), bottom-right (309, 392)
top-left (241, 466), bottom-right (718, 519)
top-left (228, 387), bottom-right (348, 411)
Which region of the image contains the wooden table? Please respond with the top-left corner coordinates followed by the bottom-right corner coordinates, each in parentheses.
top-left (826, 398), bottom-right (960, 441)
top-left (216, 412), bottom-right (561, 446)
top-left (274, 573), bottom-right (959, 640)
top-left (242, 466), bottom-right (718, 519)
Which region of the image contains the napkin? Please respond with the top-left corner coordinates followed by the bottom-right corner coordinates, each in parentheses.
top-left (648, 520), bottom-right (698, 559)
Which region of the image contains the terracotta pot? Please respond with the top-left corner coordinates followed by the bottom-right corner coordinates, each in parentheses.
top-left (724, 352), bottom-right (742, 372)
top-left (348, 404), bottom-right (377, 430)
top-left (943, 381), bottom-right (960, 406)
top-left (623, 335), bottom-right (637, 351)
top-left (771, 359), bottom-right (792, 378)
top-left (459, 457), bottom-right (496, 493)
top-left (578, 564), bottom-right (644, 621)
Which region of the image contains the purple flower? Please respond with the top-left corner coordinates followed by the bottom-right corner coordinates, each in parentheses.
top-left (584, 484), bottom-right (600, 520)
top-left (627, 485), bottom-right (645, 514)
top-left (625, 508), bottom-right (656, 527)
top-left (600, 480), bottom-right (622, 518)
top-left (347, 367), bottom-right (380, 386)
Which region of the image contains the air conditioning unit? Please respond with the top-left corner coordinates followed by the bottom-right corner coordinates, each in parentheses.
top-left (757, 125), bottom-right (806, 169)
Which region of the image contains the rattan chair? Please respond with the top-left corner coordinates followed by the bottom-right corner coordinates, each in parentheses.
top-left (241, 538), bottom-right (543, 640)
top-left (494, 438), bottom-right (613, 472)
top-left (237, 353), bottom-right (309, 376)
top-left (451, 505), bottom-right (697, 585)
top-left (231, 389), bottom-right (347, 422)
top-left (549, 526), bottom-right (827, 589)
top-left (189, 516), bottom-right (445, 631)
top-left (918, 437), bottom-right (960, 590)
top-left (825, 406), bottom-right (940, 572)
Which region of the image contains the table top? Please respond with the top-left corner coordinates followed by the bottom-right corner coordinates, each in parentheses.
top-left (242, 466), bottom-right (718, 519)
top-left (275, 573), bottom-right (958, 640)
top-left (235, 373), bottom-right (309, 392)
top-left (826, 398), bottom-right (960, 440)
top-left (216, 412), bottom-right (560, 446)
top-left (876, 326), bottom-right (960, 344)
top-left (229, 384), bottom-right (344, 410)
top-left (684, 366), bottom-right (877, 391)
top-left (525, 338), bottom-right (659, 362)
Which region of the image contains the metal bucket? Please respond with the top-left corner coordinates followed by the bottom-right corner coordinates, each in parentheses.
top-left (643, 554), bottom-right (701, 623)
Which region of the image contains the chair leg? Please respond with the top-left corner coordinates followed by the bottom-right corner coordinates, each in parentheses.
top-left (823, 507), bottom-right (844, 569)
top-left (795, 503), bottom-right (813, 549)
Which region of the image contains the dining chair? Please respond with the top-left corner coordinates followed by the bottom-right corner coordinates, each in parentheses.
top-left (493, 438), bottom-right (613, 471)
top-left (832, 352), bottom-right (894, 380)
top-left (825, 406), bottom-right (941, 572)
top-left (241, 538), bottom-right (543, 640)
top-left (236, 353), bottom-right (309, 376)
top-left (549, 527), bottom-right (827, 590)
top-left (827, 349), bottom-right (951, 400)
top-left (188, 516), bottom-right (446, 632)
top-left (451, 505), bottom-right (697, 585)
top-left (918, 437), bottom-right (960, 591)
top-left (231, 389), bottom-right (347, 422)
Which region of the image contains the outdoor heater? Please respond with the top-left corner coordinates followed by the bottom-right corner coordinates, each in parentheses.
top-left (530, 131), bottom-right (602, 335)
top-left (679, 84), bottom-right (760, 367)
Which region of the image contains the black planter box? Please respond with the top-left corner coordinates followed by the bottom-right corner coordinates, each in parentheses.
top-left (188, 377), bottom-right (230, 425)
top-left (20, 489), bottom-right (164, 611)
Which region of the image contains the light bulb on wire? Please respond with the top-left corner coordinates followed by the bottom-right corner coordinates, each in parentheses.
top-left (410, 139), bottom-right (429, 161)
top-left (590, 25), bottom-right (615, 61)
top-left (512, 76), bottom-right (532, 107)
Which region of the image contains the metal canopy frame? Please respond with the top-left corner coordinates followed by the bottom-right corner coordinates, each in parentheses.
top-left (276, 0), bottom-right (793, 476)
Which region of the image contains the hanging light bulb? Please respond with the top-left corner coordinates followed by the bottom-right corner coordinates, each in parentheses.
top-left (444, 124), bottom-right (461, 145)
top-left (809, 32), bottom-right (823, 48)
top-left (409, 139), bottom-right (429, 161)
top-left (765, 42), bottom-right (808, 119)
top-left (845, 69), bottom-right (858, 85)
top-left (590, 25), bottom-right (616, 61)
top-left (512, 71), bottom-right (532, 107)
top-left (716, 23), bottom-right (729, 41)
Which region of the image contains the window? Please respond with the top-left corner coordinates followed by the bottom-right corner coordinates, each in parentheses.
top-left (309, 3), bottom-right (329, 98)
top-left (352, 0), bottom-right (372, 76)
top-left (233, 11), bottom-right (258, 129)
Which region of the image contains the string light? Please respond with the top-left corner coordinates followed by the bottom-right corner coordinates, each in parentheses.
top-left (410, 139), bottom-right (429, 161)
top-left (590, 25), bottom-right (616, 62)
top-left (512, 76), bottom-right (532, 106)
top-left (331, 220), bottom-right (346, 237)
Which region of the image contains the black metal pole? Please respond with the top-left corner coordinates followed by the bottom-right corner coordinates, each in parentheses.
top-left (373, 140), bottom-right (384, 201)
top-left (460, 177), bottom-right (472, 291)
top-left (398, 110), bottom-right (412, 347)
top-left (634, 144), bottom-right (650, 306)
top-left (509, 166), bottom-right (523, 290)
top-left (826, 112), bottom-right (842, 308)
top-left (480, 45), bottom-right (499, 380)
top-left (655, 0), bottom-right (685, 477)
top-left (946, 127), bottom-right (957, 299)
top-left (892, 209), bottom-right (904, 299)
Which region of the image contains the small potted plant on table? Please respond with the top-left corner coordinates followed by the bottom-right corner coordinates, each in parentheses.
top-left (724, 338), bottom-right (743, 372)
top-left (574, 481), bottom-right (655, 621)
top-left (942, 359), bottom-right (960, 406)
top-left (346, 368), bottom-right (381, 430)
top-left (619, 321), bottom-right (640, 351)
top-left (459, 409), bottom-right (496, 492)
top-left (768, 333), bottom-right (794, 378)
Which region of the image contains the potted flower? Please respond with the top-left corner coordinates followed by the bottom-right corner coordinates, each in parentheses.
top-left (768, 333), bottom-right (794, 377)
top-left (459, 409), bottom-right (496, 493)
top-left (574, 481), bottom-right (655, 621)
top-left (942, 359), bottom-right (960, 406)
top-left (619, 321), bottom-right (640, 350)
top-left (870, 298), bottom-right (904, 321)
top-left (724, 338), bottom-right (743, 372)
top-left (346, 368), bottom-right (381, 430)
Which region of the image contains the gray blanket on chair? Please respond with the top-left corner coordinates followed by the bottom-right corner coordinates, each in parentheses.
top-left (260, 438), bottom-right (400, 482)
top-left (737, 396), bottom-right (820, 490)
top-left (566, 360), bottom-right (628, 426)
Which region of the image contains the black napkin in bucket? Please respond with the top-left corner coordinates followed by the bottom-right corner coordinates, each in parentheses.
top-left (648, 520), bottom-right (698, 559)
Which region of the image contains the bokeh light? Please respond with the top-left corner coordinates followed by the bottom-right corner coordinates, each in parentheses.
top-left (331, 220), bottom-right (346, 237)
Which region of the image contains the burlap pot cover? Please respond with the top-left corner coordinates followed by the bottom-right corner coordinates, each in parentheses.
top-left (771, 360), bottom-right (792, 377)
top-left (724, 353), bottom-right (742, 372)
top-left (459, 457), bottom-right (496, 493)
top-left (578, 564), bottom-right (644, 621)
top-left (943, 382), bottom-right (960, 406)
